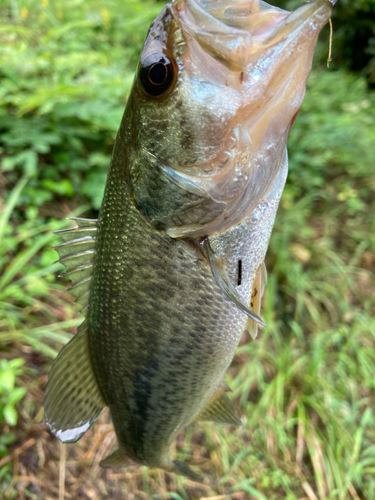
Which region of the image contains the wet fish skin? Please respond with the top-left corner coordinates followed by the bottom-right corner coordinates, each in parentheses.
top-left (88, 137), bottom-right (287, 469)
top-left (44, 0), bottom-right (337, 479)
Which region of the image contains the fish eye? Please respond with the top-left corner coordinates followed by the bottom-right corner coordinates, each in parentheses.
top-left (139, 52), bottom-right (176, 98)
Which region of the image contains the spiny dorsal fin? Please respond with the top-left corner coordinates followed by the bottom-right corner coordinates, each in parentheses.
top-left (197, 381), bottom-right (242, 426)
top-left (199, 237), bottom-right (266, 328)
top-left (44, 320), bottom-right (106, 443)
top-left (245, 261), bottom-right (267, 339)
top-left (53, 217), bottom-right (99, 309)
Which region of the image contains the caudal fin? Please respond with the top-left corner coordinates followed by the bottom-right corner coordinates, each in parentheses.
top-left (99, 450), bottom-right (203, 482)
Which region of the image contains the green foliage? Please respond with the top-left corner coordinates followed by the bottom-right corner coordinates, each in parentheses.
top-left (0, 176), bottom-right (83, 357)
top-left (0, 0), bottom-right (374, 497)
top-left (1, 0), bottom-right (374, 215)
top-left (0, 446), bottom-right (16, 500)
top-left (0, 0), bottom-right (162, 210)
top-left (287, 70), bottom-right (375, 216)
top-left (0, 358), bottom-right (26, 427)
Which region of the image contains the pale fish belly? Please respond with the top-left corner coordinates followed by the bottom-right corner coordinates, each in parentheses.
top-left (210, 149), bottom-right (288, 307)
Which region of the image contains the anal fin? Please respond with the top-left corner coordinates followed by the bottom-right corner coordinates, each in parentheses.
top-left (199, 237), bottom-right (266, 328)
top-left (197, 381), bottom-right (242, 426)
top-left (245, 262), bottom-right (267, 339)
top-left (44, 320), bottom-right (106, 443)
top-left (100, 449), bottom-right (129, 469)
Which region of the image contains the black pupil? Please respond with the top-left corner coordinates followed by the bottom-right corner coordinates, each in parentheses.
top-left (149, 63), bottom-right (167, 85)
top-left (140, 53), bottom-right (175, 97)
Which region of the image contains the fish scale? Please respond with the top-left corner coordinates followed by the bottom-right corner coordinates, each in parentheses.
top-left (90, 159), bottom-right (245, 465)
top-left (44, 0), bottom-right (338, 480)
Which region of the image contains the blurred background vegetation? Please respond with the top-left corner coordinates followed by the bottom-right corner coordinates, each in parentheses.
top-left (0, 0), bottom-right (375, 498)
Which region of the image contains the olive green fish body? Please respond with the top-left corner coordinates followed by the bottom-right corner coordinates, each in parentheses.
top-left (88, 136), bottom-right (286, 466)
top-left (45, 0), bottom-right (337, 479)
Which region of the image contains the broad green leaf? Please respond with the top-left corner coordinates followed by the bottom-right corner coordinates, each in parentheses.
top-left (3, 404), bottom-right (18, 427)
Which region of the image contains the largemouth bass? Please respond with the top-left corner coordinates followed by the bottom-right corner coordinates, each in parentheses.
top-left (45, 0), bottom-right (338, 480)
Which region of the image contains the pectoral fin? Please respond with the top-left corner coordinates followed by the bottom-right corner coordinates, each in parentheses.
top-left (44, 321), bottom-right (106, 443)
top-left (199, 237), bottom-right (266, 328)
top-left (245, 262), bottom-right (268, 339)
top-left (197, 382), bottom-right (242, 426)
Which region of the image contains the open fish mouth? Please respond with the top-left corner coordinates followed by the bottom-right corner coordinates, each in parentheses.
top-left (171, 0), bottom-right (336, 146)
top-left (151, 0), bottom-right (336, 237)
top-left (126, 0), bottom-right (336, 238)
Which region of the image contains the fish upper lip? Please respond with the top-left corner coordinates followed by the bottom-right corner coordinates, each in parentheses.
top-left (173, 0), bottom-right (334, 70)
top-left (172, 0), bottom-right (253, 71)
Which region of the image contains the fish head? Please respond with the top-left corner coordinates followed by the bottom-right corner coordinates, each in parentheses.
top-left (121, 0), bottom-right (335, 237)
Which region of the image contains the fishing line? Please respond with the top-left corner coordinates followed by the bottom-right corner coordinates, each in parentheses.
top-left (304, 0), bottom-right (333, 68)
top-left (327, 19), bottom-right (333, 68)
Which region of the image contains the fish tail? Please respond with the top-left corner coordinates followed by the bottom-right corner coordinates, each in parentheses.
top-left (99, 452), bottom-right (203, 482)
